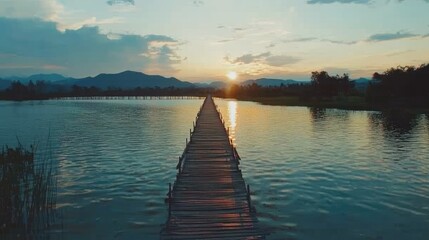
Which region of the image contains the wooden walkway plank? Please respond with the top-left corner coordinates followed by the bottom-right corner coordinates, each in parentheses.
top-left (161, 96), bottom-right (265, 239)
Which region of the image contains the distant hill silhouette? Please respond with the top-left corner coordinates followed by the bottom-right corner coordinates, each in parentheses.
top-left (209, 81), bottom-right (230, 89)
top-left (192, 82), bottom-right (209, 88)
top-left (4, 74), bottom-right (68, 83)
top-left (241, 78), bottom-right (307, 87)
top-left (0, 71), bottom-right (373, 91)
top-left (351, 78), bottom-right (371, 91)
top-left (0, 79), bottom-right (11, 90)
top-left (60, 71), bottom-right (194, 89)
top-left (26, 74), bottom-right (68, 82)
top-left (241, 78), bottom-right (310, 87)
top-left (195, 81), bottom-right (234, 89)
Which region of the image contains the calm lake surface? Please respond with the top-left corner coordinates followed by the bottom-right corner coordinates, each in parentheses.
top-left (1, 99), bottom-right (428, 240)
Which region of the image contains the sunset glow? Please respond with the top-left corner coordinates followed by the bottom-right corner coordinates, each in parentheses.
top-left (226, 71), bottom-right (238, 81)
top-left (0, 1), bottom-right (428, 81)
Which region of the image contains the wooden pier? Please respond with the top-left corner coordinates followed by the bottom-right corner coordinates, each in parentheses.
top-left (161, 96), bottom-right (265, 239)
top-left (56, 96), bottom-right (203, 100)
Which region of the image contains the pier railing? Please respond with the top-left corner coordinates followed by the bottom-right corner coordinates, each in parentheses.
top-left (166, 96), bottom-right (255, 225)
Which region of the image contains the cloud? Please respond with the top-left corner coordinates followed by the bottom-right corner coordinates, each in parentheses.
top-left (282, 36), bottom-right (357, 45)
top-left (58, 17), bottom-right (124, 31)
top-left (282, 31), bottom-right (427, 45)
top-left (225, 52), bottom-right (300, 67)
top-left (193, 0), bottom-right (204, 7)
top-left (282, 37), bottom-right (357, 45)
top-left (395, 0), bottom-right (429, 2)
top-left (42, 64), bottom-right (66, 70)
top-left (367, 32), bottom-right (418, 42)
top-left (226, 52), bottom-right (271, 65)
top-left (214, 22), bottom-right (289, 45)
top-left (266, 56), bottom-right (300, 67)
top-left (143, 42), bottom-right (182, 73)
top-left (234, 27), bottom-right (246, 32)
top-left (307, 0), bottom-right (429, 4)
top-left (281, 31), bottom-right (426, 46)
top-left (384, 50), bottom-right (414, 57)
top-left (322, 39), bottom-right (357, 45)
top-left (107, 0), bottom-right (135, 6)
top-left (217, 38), bottom-right (237, 43)
top-left (0, 0), bottom-right (129, 31)
top-left (0, 0), bottom-right (64, 21)
top-left (283, 37), bottom-right (318, 43)
top-left (214, 26), bottom-right (248, 43)
top-left (0, 17), bottom-right (182, 77)
top-left (307, 0), bottom-right (371, 4)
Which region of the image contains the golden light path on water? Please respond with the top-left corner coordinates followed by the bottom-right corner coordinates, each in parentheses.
top-left (227, 100), bottom-right (237, 145)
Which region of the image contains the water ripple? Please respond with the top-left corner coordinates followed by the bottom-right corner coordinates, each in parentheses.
top-left (1, 99), bottom-right (428, 239)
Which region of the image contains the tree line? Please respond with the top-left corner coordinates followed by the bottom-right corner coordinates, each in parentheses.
top-left (0, 81), bottom-right (212, 100)
top-left (217, 63), bottom-right (429, 109)
top-left (217, 71), bottom-right (357, 100)
top-left (1, 63), bottom-right (428, 109)
top-left (367, 64), bottom-right (429, 107)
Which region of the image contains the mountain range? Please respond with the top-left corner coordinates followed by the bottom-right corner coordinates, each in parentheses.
top-left (352, 78), bottom-right (373, 91)
top-left (57, 71), bottom-right (194, 89)
top-left (0, 79), bottom-right (11, 90)
top-left (0, 71), bottom-right (372, 90)
top-left (0, 71), bottom-right (194, 90)
top-left (193, 78), bottom-right (309, 89)
top-left (2, 74), bottom-right (67, 84)
top-left (241, 78), bottom-right (307, 87)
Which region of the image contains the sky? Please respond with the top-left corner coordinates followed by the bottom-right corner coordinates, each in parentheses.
top-left (0, 0), bottom-right (428, 82)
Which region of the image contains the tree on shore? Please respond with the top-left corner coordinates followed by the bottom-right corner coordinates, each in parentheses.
top-left (367, 64), bottom-right (429, 106)
top-left (310, 71), bottom-right (354, 98)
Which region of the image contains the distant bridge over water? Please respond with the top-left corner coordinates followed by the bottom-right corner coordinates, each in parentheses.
top-left (56, 96), bottom-right (204, 100)
top-left (161, 96), bottom-right (265, 239)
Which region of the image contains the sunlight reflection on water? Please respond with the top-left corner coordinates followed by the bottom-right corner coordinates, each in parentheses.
top-left (216, 100), bottom-right (429, 240)
top-left (227, 100), bottom-right (237, 144)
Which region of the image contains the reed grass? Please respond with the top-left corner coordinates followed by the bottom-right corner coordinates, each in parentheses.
top-left (0, 143), bottom-right (57, 238)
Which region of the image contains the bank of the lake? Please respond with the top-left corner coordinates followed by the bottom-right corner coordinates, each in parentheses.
top-left (237, 96), bottom-right (429, 113)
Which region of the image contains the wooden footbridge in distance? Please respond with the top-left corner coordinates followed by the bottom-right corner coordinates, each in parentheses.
top-left (161, 96), bottom-right (265, 240)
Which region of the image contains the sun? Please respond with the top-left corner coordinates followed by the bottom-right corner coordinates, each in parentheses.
top-left (226, 71), bottom-right (238, 81)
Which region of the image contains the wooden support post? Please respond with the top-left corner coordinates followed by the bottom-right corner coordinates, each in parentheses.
top-left (190, 129), bottom-right (192, 139)
top-left (186, 138), bottom-right (188, 146)
top-left (168, 183), bottom-right (172, 219)
top-left (178, 156), bottom-right (181, 174)
top-left (247, 184), bottom-right (251, 211)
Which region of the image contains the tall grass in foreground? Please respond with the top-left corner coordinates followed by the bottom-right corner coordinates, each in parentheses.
top-left (0, 143), bottom-right (57, 238)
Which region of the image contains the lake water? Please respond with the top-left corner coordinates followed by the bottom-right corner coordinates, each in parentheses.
top-left (1, 99), bottom-right (428, 240)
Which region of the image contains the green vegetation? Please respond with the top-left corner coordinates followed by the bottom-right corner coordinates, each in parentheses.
top-left (240, 96), bottom-right (372, 111)
top-left (0, 81), bottom-right (212, 100)
top-left (223, 64), bottom-right (429, 113)
top-left (0, 144), bottom-right (57, 238)
top-left (0, 63), bottom-right (428, 112)
top-left (367, 64), bottom-right (429, 107)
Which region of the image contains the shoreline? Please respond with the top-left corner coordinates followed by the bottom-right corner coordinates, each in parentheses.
top-left (235, 96), bottom-right (429, 114)
top-left (1, 95), bottom-right (428, 114)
